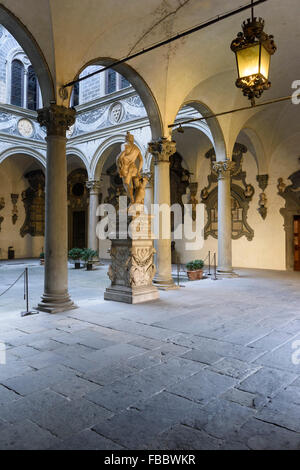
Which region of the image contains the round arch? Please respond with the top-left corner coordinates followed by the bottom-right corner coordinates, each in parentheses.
top-left (66, 147), bottom-right (90, 177)
top-left (180, 100), bottom-right (227, 162)
top-left (90, 133), bottom-right (145, 180)
top-left (0, 146), bottom-right (46, 168)
top-left (236, 127), bottom-right (267, 175)
top-left (0, 4), bottom-right (54, 106)
top-left (70, 57), bottom-right (163, 140)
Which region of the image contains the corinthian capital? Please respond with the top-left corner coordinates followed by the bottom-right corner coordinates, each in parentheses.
top-left (148, 138), bottom-right (176, 164)
top-left (86, 179), bottom-right (101, 194)
top-left (213, 160), bottom-right (236, 180)
top-left (37, 104), bottom-right (76, 137)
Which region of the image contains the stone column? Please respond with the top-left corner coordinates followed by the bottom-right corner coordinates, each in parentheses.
top-left (148, 138), bottom-right (177, 289)
top-left (142, 171), bottom-right (153, 215)
top-left (86, 180), bottom-right (101, 252)
top-left (213, 160), bottom-right (236, 275)
top-left (37, 104), bottom-right (76, 313)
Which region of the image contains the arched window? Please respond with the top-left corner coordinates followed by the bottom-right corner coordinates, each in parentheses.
top-left (106, 69), bottom-right (117, 94)
top-left (72, 82), bottom-right (80, 107)
top-left (27, 66), bottom-right (38, 110)
top-left (11, 60), bottom-right (24, 107)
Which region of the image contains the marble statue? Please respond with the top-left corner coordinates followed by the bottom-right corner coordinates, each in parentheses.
top-left (116, 132), bottom-right (147, 205)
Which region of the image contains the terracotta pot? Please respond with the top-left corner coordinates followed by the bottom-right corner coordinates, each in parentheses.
top-left (187, 269), bottom-right (203, 281)
top-left (40, 259), bottom-right (44, 265)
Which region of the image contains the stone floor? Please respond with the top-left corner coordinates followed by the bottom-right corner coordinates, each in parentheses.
top-left (0, 260), bottom-right (300, 450)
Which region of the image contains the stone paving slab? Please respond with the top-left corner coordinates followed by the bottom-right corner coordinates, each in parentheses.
top-left (0, 264), bottom-right (300, 449)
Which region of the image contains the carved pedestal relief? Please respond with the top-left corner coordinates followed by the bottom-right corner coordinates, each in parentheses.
top-left (20, 170), bottom-right (45, 237)
top-left (201, 143), bottom-right (255, 241)
top-left (0, 197), bottom-right (5, 232)
top-left (278, 162), bottom-right (300, 270)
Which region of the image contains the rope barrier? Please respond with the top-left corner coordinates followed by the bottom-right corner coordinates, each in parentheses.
top-left (0, 267), bottom-right (39, 316)
top-left (0, 270), bottom-right (25, 297)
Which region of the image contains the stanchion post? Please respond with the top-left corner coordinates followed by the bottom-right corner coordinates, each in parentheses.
top-left (21, 268), bottom-right (39, 317)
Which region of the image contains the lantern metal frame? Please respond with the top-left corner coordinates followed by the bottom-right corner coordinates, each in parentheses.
top-left (231, 16), bottom-right (277, 106)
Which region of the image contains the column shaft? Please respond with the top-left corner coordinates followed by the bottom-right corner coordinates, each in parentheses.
top-left (37, 104), bottom-right (76, 313)
top-left (214, 160), bottom-right (236, 274)
top-left (148, 138), bottom-right (177, 289)
top-left (86, 180), bottom-right (101, 251)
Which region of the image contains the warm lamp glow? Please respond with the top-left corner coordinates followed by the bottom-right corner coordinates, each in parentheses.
top-left (231, 16), bottom-right (276, 105)
top-left (236, 44), bottom-right (270, 80)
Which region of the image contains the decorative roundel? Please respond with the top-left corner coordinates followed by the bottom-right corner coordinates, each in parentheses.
top-left (109, 102), bottom-right (124, 124)
top-left (66, 124), bottom-right (75, 138)
top-left (17, 119), bottom-right (34, 137)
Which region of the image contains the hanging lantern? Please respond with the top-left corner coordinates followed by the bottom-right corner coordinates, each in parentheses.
top-left (231, 15), bottom-right (277, 105)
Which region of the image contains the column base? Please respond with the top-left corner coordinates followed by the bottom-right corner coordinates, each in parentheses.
top-left (217, 269), bottom-right (239, 278)
top-left (105, 285), bottom-right (159, 304)
top-left (36, 293), bottom-right (78, 314)
top-left (153, 278), bottom-right (179, 290)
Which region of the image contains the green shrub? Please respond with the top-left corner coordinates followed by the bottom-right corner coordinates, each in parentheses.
top-left (68, 248), bottom-right (83, 260)
top-left (186, 259), bottom-right (204, 271)
top-left (81, 248), bottom-right (98, 262)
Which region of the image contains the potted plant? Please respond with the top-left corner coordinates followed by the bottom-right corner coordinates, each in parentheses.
top-left (186, 259), bottom-right (204, 281)
top-left (81, 248), bottom-right (98, 271)
top-left (68, 248), bottom-right (83, 269)
top-left (39, 252), bottom-right (45, 265)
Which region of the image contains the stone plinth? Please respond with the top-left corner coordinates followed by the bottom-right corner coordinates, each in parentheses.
top-left (104, 207), bottom-right (159, 304)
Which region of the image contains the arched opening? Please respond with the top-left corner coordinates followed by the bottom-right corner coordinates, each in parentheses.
top-left (67, 154), bottom-right (89, 250)
top-left (0, 5), bottom-right (54, 106)
top-left (0, 152), bottom-right (45, 260)
top-left (71, 58), bottom-right (163, 140)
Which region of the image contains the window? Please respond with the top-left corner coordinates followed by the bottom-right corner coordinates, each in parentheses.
top-left (11, 60), bottom-right (24, 107)
top-left (72, 82), bottom-right (79, 107)
top-left (120, 75), bottom-right (130, 89)
top-left (106, 69), bottom-right (117, 94)
top-left (27, 66), bottom-right (38, 110)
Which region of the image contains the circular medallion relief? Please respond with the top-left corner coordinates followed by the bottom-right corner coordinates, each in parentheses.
top-left (17, 119), bottom-right (34, 137)
top-left (109, 102), bottom-right (124, 124)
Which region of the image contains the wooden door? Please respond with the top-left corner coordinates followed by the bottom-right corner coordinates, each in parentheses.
top-left (294, 216), bottom-right (300, 271)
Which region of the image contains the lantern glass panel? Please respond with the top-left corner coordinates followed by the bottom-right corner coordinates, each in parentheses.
top-left (236, 44), bottom-right (260, 78)
top-left (260, 44), bottom-right (271, 80)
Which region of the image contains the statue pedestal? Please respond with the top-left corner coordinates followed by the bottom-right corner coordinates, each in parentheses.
top-left (104, 207), bottom-right (159, 304)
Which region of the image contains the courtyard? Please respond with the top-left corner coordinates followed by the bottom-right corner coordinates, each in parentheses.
top-left (0, 261), bottom-right (299, 450)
